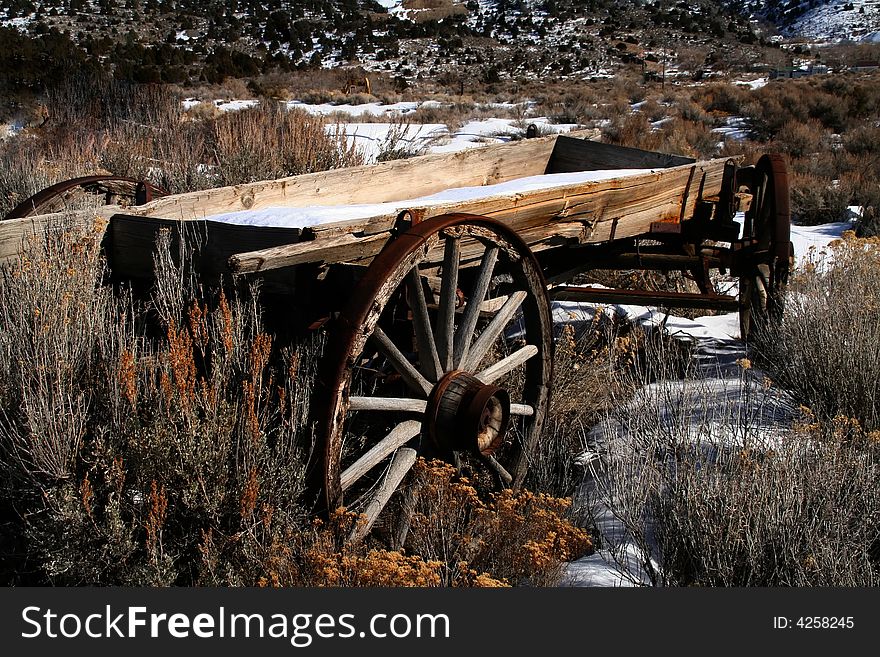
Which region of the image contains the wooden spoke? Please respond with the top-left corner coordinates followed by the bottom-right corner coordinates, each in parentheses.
top-left (435, 236), bottom-right (460, 371)
top-left (391, 475), bottom-right (423, 551)
top-left (475, 344), bottom-right (539, 384)
top-left (462, 290), bottom-right (528, 372)
top-left (349, 397), bottom-right (427, 413)
top-left (481, 453), bottom-right (513, 486)
top-left (371, 327), bottom-right (432, 396)
top-left (340, 421), bottom-right (422, 492)
top-left (510, 403), bottom-right (535, 417)
top-left (407, 268), bottom-right (443, 382)
top-left (349, 447), bottom-right (418, 543)
top-left (453, 245), bottom-right (499, 368)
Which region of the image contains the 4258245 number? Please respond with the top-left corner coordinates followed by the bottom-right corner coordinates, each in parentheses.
top-left (796, 617), bottom-right (854, 629)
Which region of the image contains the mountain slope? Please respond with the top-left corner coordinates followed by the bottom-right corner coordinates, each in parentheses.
top-left (0, 0), bottom-right (763, 91)
top-left (727, 0), bottom-right (880, 41)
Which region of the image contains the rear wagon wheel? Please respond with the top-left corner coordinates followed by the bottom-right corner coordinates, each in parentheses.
top-left (739, 153), bottom-right (792, 342)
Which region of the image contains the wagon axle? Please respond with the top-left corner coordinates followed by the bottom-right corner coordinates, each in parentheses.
top-left (425, 370), bottom-right (511, 456)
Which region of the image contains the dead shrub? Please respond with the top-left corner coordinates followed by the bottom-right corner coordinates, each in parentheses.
top-left (526, 315), bottom-right (643, 498)
top-left (790, 172), bottom-right (852, 225)
top-left (673, 95), bottom-right (713, 126)
top-left (690, 82), bottom-right (750, 116)
top-left (0, 225), bottom-right (317, 585)
top-left (602, 112), bottom-right (663, 151)
top-left (774, 119), bottom-right (827, 159)
top-left (639, 98), bottom-right (667, 123)
top-left (404, 460), bottom-right (592, 587)
top-left (657, 118), bottom-right (720, 159)
top-left (753, 232), bottom-right (880, 432)
top-left (0, 78), bottom-right (366, 217)
top-left (586, 329), bottom-right (880, 586)
top-left (211, 104), bottom-right (363, 185)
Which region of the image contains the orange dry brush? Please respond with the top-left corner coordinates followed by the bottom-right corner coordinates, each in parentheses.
top-left (251, 461), bottom-right (592, 587)
top-left (118, 349), bottom-right (137, 406)
top-left (165, 319), bottom-right (197, 410)
top-left (146, 480), bottom-right (168, 556)
top-left (405, 459), bottom-right (593, 587)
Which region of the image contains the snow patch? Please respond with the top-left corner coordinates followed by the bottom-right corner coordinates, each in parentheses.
top-left (204, 168), bottom-right (654, 229)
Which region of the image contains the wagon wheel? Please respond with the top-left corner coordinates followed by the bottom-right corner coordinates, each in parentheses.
top-left (4, 175), bottom-right (167, 220)
top-left (315, 213), bottom-right (553, 543)
top-left (739, 154), bottom-right (792, 342)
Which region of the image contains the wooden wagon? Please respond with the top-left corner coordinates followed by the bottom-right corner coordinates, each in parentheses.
top-left (1, 133), bottom-right (792, 542)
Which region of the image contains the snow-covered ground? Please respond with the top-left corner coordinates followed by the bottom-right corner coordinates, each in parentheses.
top-left (712, 116), bottom-right (750, 142)
top-left (560, 217), bottom-right (855, 587)
top-left (289, 100), bottom-right (421, 117)
top-left (736, 77), bottom-right (769, 90)
top-left (786, 0), bottom-right (880, 42)
top-left (181, 97), bottom-right (580, 163)
top-left (325, 122), bottom-right (448, 163)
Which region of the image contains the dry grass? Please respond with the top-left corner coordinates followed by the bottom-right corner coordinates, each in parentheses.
top-left (403, 460), bottom-right (591, 587)
top-left (0, 77), bottom-right (364, 217)
top-left (601, 111), bottom-right (720, 160)
top-left (0, 220), bottom-right (597, 586)
top-left (211, 104), bottom-right (362, 185)
top-left (753, 232), bottom-right (880, 432)
top-left (585, 327), bottom-right (880, 586)
top-left (0, 224), bottom-right (316, 585)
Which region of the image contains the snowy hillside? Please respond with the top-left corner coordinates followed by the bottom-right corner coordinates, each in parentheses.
top-left (729, 0), bottom-right (880, 41)
top-left (0, 0), bottom-right (761, 88)
top-left (789, 0), bottom-right (880, 42)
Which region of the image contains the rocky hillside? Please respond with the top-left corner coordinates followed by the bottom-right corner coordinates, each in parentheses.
top-left (0, 0), bottom-right (766, 91)
top-left (727, 0), bottom-right (880, 41)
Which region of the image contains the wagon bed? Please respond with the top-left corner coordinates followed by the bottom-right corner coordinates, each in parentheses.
top-left (2, 134), bottom-right (732, 273)
top-left (1, 132), bottom-right (792, 543)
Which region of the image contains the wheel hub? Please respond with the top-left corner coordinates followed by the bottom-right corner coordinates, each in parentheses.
top-left (425, 370), bottom-right (511, 456)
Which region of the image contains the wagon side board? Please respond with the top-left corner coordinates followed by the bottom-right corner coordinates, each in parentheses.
top-left (0, 135), bottom-right (733, 281)
top-left (114, 134), bottom-right (563, 221)
top-left (546, 136), bottom-right (695, 173)
top-left (0, 210), bottom-right (110, 268)
top-left (228, 158), bottom-right (733, 274)
top-left (107, 215), bottom-right (307, 292)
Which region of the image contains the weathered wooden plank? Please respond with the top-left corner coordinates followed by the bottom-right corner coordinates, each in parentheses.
top-left (118, 135), bottom-right (560, 221)
top-left (108, 214), bottom-right (307, 282)
top-left (227, 230), bottom-right (389, 272)
top-left (1, 138), bottom-right (732, 289)
top-left (0, 209), bottom-right (112, 267)
top-left (546, 135), bottom-right (695, 173)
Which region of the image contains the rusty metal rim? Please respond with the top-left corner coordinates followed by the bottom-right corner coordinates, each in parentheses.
top-left (755, 153), bottom-right (792, 264)
top-left (739, 153), bottom-right (792, 340)
top-left (4, 175), bottom-right (168, 220)
top-left (312, 212), bottom-right (553, 513)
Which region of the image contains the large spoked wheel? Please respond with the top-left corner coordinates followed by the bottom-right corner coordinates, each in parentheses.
top-left (315, 213), bottom-right (553, 543)
top-left (4, 175), bottom-right (166, 220)
top-left (739, 153), bottom-right (793, 342)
